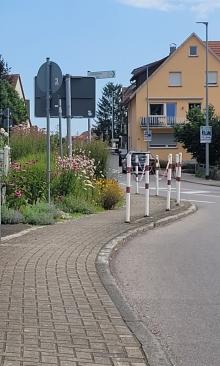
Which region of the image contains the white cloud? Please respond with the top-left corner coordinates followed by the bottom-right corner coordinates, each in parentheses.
top-left (119, 0), bottom-right (220, 15)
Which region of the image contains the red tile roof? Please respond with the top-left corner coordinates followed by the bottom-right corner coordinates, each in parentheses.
top-left (7, 74), bottom-right (20, 88)
top-left (207, 41), bottom-right (220, 57)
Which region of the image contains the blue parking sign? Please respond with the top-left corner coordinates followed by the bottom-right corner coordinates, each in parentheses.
top-left (200, 126), bottom-right (212, 143)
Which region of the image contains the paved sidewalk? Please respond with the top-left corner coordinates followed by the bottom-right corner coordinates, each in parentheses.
top-left (181, 172), bottom-right (220, 187)
top-left (0, 195), bottom-right (188, 366)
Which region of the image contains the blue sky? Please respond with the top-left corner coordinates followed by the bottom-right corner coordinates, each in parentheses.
top-left (1, 0), bottom-right (220, 135)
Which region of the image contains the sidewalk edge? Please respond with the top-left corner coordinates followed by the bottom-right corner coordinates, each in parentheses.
top-left (96, 203), bottom-right (197, 366)
top-left (181, 177), bottom-right (220, 187)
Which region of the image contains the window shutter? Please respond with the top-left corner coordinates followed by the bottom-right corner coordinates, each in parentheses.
top-left (169, 72), bottom-right (181, 86)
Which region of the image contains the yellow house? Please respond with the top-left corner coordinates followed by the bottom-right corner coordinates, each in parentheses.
top-left (123, 33), bottom-right (220, 161)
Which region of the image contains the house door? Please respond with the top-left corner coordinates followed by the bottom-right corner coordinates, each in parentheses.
top-left (166, 103), bottom-right (176, 117)
top-left (166, 103), bottom-right (176, 126)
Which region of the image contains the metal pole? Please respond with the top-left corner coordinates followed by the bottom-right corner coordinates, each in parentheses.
top-left (135, 154), bottom-right (139, 194)
top-left (155, 154), bottom-right (159, 196)
top-left (144, 153), bottom-right (150, 217)
top-left (6, 108), bottom-right (10, 146)
top-left (46, 57), bottom-right (51, 204)
top-left (197, 21), bottom-right (209, 178)
top-left (166, 154), bottom-right (172, 211)
top-left (125, 153), bottom-right (131, 223)
top-left (205, 22), bottom-right (209, 179)
top-left (88, 118), bottom-right (91, 142)
top-left (146, 66), bottom-right (149, 151)
top-left (58, 99), bottom-right (63, 158)
top-left (65, 74), bottom-right (72, 158)
top-left (111, 91), bottom-right (114, 148)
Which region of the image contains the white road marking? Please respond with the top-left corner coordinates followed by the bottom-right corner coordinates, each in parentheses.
top-left (182, 199), bottom-right (216, 204)
top-left (181, 190), bottom-right (211, 195)
top-left (193, 193), bottom-right (220, 198)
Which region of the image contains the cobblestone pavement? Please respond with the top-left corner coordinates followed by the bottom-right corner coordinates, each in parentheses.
top-left (0, 196), bottom-right (182, 366)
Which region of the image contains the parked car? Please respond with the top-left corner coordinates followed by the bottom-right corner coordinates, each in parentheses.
top-left (118, 149), bottom-right (127, 167)
top-left (122, 151), bottom-right (155, 174)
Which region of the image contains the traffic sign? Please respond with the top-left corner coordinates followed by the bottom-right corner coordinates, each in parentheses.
top-left (144, 130), bottom-right (152, 142)
top-left (200, 126), bottom-right (212, 143)
top-left (36, 61), bottom-right (62, 94)
top-left (35, 76), bottom-right (96, 118)
top-left (87, 70), bottom-right (116, 79)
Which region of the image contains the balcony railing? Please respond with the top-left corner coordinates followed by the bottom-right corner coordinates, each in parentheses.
top-left (140, 116), bottom-right (187, 128)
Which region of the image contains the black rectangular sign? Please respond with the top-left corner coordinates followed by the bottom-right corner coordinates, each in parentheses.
top-left (35, 76), bottom-right (96, 118)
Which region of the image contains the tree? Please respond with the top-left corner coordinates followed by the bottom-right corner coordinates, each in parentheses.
top-left (0, 55), bottom-right (11, 80)
top-left (0, 55), bottom-right (27, 126)
top-left (174, 105), bottom-right (220, 165)
top-left (94, 82), bottom-right (127, 146)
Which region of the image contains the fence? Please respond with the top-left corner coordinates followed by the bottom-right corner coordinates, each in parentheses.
top-left (125, 152), bottom-right (182, 222)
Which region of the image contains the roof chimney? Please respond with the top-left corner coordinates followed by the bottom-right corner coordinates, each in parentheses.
top-left (170, 43), bottom-right (177, 54)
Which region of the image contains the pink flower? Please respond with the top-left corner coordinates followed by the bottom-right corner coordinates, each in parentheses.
top-left (15, 190), bottom-right (22, 198)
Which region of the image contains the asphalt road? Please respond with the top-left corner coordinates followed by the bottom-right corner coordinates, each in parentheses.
top-left (112, 173), bottom-right (220, 366)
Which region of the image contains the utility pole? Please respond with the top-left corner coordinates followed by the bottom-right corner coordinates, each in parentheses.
top-left (146, 66), bottom-right (150, 151)
top-left (197, 21), bottom-right (209, 178)
top-left (46, 57), bottom-right (51, 204)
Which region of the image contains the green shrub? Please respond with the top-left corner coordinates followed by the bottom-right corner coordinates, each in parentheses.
top-left (58, 195), bottom-right (97, 215)
top-left (96, 179), bottom-right (124, 210)
top-left (21, 202), bottom-right (61, 225)
top-left (1, 205), bottom-right (23, 224)
top-left (51, 170), bottom-right (81, 198)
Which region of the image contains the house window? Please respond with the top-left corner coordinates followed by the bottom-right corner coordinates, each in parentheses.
top-left (189, 46), bottom-right (198, 56)
top-left (149, 133), bottom-right (176, 148)
top-left (189, 103), bottom-right (201, 110)
top-left (149, 104), bottom-right (164, 115)
top-left (207, 71), bottom-right (218, 85)
top-left (169, 72), bottom-right (182, 86)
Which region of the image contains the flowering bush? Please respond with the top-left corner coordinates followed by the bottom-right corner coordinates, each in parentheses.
top-left (96, 179), bottom-right (124, 210)
top-left (52, 153), bottom-right (96, 199)
top-left (6, 155), bottom-right (47, 208)
top-left (72, 141), bottom-right (108, 178)
top-left (0, 128), bottom-right (9, 148)
top-left (56, 153), bottom-right (96, 180)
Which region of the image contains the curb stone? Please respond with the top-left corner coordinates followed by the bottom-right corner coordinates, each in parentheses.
top-left (96, 203), bottom-right (197, 366)
top-left (180, 177), bottom-right (220, 188)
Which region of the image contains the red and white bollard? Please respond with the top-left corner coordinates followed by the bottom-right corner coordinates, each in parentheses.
top-left (155, 154), bottom-right (160, 196)
top-left (166, 154), bottom-right (172, 211)
top-left (176, 152), bottom-right (182, 205)
top-left (144, 153), bottom-right (150, 217)
top-left (125, 153), bottom-right (131, 223)
top-left (135, 154), bottom-right (139, 194)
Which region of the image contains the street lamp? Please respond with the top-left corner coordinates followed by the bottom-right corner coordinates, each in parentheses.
top-left (196, 21), bottom-right (209, 178)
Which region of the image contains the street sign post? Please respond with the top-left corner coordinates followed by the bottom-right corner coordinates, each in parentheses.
top-left (36, 61), bottom-right (62, 94)
top-left (144, 130), bottom-right (152, 142)
top-left (87, 70), bottom-right (116, 143)
top-left (87, 70), bottom-right (116, 79)
top-left (36, 58), bottom-right (63, 204)
top-left (200, 126), bottom-right (212, 143)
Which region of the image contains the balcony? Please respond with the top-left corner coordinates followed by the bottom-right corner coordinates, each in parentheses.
top-left (140, 116), bottom-right (187, 128)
